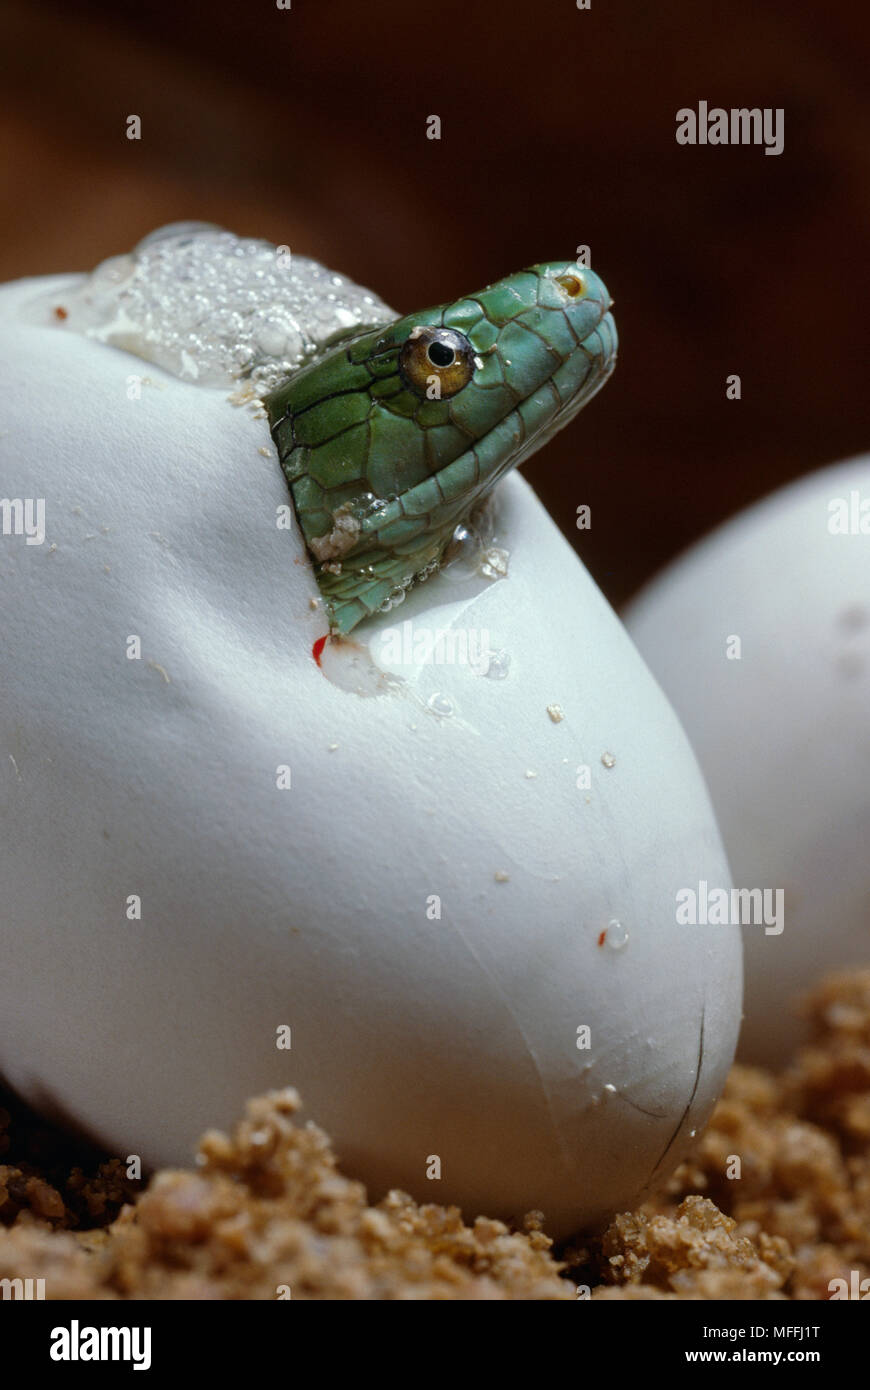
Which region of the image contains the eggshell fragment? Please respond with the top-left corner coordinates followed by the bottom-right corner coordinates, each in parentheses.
top-left (626, 458), bottom-right (870, 1063)
top-left (0, 273), bottom-right (741, 1236)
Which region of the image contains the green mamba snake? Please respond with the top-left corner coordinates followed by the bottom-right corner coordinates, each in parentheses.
top-left (265, 260), bottom-right (617, 634)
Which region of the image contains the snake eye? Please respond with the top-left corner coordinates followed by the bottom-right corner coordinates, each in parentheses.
top-left (427, 341), bottom-right (455, 367)
top-left (556, 273), bottom-right (586, 298)
top-left (399, 326), bottom-right (475, 398)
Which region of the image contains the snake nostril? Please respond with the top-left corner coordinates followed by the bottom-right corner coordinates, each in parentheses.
top-left (555, 273), bottom-right (586, 298)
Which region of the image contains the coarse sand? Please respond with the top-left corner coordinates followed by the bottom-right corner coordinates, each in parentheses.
top-left (2, 969), bottom-right (869, 1300)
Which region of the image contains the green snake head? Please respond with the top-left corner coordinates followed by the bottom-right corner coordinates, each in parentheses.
top-left (265, 260), bottom-right (617, 634)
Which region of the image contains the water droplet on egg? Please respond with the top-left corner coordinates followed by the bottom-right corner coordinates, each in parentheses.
top-left (481, 648), bottom-right (511, 679)
top-left (255, 322), bottom-right (290, 356)
top-left (427, 692), bottom-right (455, 718)
top-left (440, 522), bottom-right (481, 576)
top-left (38, 226), bottom-right (395, 394)
top-left (603, 919), bottom-right (629, 951)
top-left (377, 585), bottom-right (409, 614)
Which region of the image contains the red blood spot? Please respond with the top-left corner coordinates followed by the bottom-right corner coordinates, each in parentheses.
top-left (597, 930), bottom-right (606, 947)
top-left (54, 306), bottom-right (68, 320)
top-left (312, 635), bottom-right (328, 667)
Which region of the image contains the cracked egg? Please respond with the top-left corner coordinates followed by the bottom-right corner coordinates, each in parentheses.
top-left (0, 263), bottom-right (740, 1237)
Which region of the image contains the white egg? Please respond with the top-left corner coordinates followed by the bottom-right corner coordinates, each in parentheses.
top-left (626, 458), bottom-right (870, 1064)
top-left (0, 270), bottom-right (741, 1237)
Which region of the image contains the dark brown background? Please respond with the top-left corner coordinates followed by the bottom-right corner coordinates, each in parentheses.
top-left (1, 0), bottom-right (868, 604)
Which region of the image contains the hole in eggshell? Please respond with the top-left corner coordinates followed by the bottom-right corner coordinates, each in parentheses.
top-left (313, 634), bottom-right (404, 698)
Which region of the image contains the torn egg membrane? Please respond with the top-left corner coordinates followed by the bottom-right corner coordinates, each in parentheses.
top-left (25, 222), bottom-right (397, 394)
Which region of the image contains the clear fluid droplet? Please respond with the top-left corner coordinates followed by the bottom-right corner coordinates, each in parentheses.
top-left (355, 493), bottom-right (389, 520)
top-left (481, 648), bottom-right (511, 679)
top-left (377, 585), bottom-right (408, 614)
top-left (427, 692), bottom-right (455, 718)
top-left (42, 225), bottom-right (395, 393)
top-left (440, 522), bottom-right (481, 578)
top-left (604, 918), bottom-right (629, 951)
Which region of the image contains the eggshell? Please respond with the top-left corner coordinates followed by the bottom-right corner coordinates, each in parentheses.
top-left (0, 272), bottom-right (741, 1236)
top-left (626, 458), bottom-right (870, 1063)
